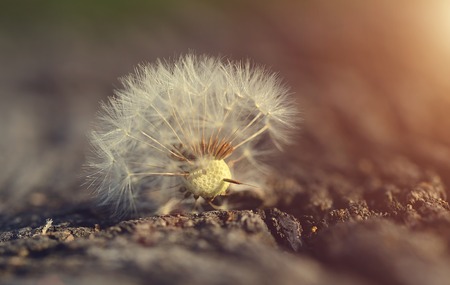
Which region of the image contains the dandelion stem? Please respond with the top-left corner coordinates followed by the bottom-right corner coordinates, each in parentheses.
top-left (129, 172), bottom-right (189, 177)
top-left (149, 102), bottom-right (187, 151)
top-left (229, 111), bottom-right (263, 144)
top-left (233, 125), bottom-right (269, 150)
top-left (140, 131), bottom-right (193, 164)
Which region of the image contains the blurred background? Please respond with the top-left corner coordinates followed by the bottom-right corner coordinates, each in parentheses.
top-left (1, 0), bottom-right (450, 215)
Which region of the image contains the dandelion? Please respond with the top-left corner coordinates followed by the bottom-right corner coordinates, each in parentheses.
top-left (86, 54), bottom-right (298, 217)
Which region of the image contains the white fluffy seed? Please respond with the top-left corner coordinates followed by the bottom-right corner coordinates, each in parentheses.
top-left (85, 54), bottom-right (298, 217)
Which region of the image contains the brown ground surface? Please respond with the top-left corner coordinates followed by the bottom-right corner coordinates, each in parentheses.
top-left (1, 1), bottom-right (450, 285)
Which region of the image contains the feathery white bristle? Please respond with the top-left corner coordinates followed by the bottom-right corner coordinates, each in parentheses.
top-left (86, 54), bottom-right (298, 217)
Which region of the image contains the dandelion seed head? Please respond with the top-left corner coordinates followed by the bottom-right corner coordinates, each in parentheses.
top-left (86, 54), bottom-right (298, 217)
